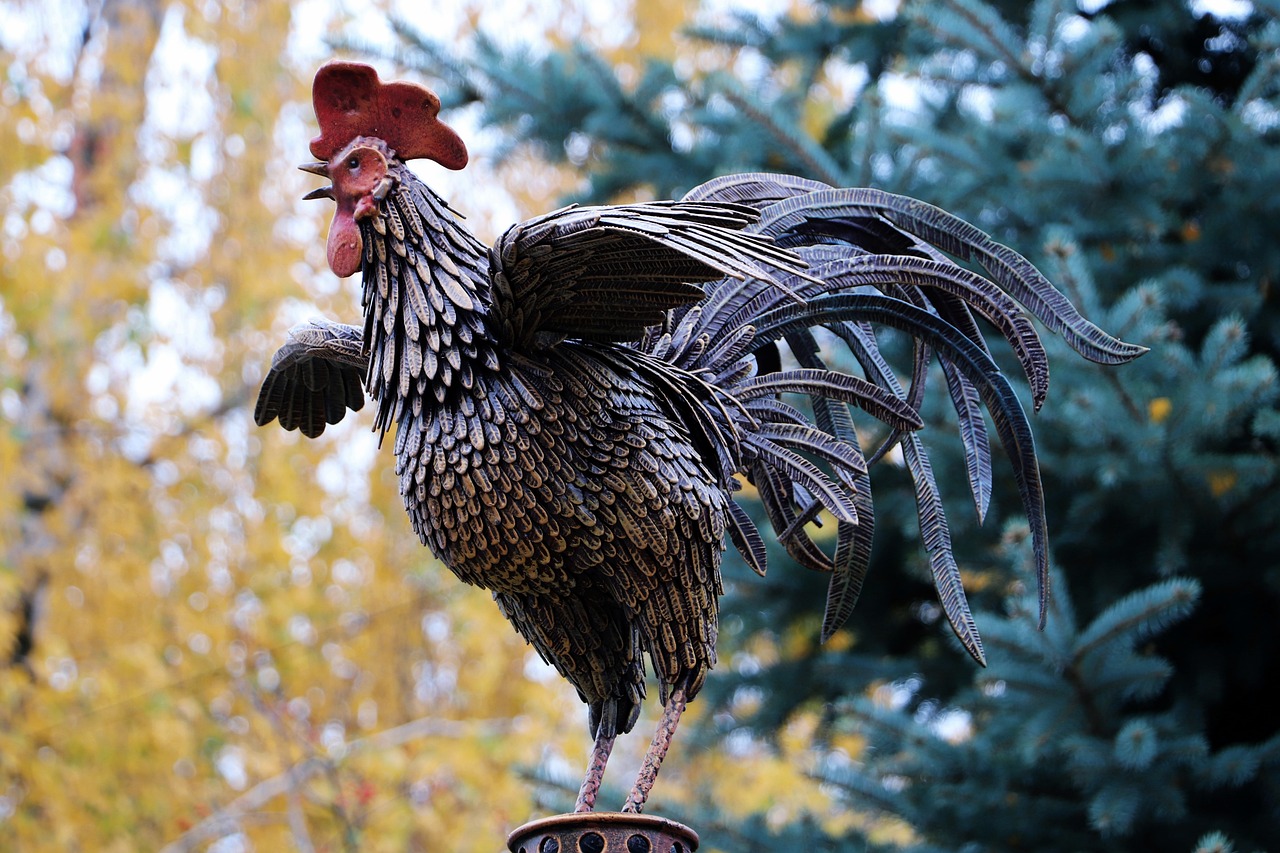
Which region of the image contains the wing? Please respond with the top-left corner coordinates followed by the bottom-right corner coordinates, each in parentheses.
top-left (488, 200), bottom-right (812, 350)
top-left (253, 320), bottom-right (367, 438)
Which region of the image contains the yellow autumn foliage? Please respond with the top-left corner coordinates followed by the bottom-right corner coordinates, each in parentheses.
top-left (0, 1), bottom-right (850, 850)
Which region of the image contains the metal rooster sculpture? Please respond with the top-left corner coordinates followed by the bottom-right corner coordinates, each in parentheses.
top-left (256, 61), bottom-right (1145, 814)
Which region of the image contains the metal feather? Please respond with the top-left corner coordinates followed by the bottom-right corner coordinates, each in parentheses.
top-left (258, 130), bottom-right (1146, 808)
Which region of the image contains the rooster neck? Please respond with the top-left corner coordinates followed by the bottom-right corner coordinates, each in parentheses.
top-left (359, 170), bottom-right (498, 438)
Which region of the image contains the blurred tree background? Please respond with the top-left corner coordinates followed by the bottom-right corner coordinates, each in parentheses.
top-left (2, 0), bottom-right (1278, 851)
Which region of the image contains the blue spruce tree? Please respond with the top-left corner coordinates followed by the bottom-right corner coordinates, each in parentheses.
top-left (362, 0), bottom-right (1279, 847)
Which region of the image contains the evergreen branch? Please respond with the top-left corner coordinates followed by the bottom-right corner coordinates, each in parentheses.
top-left (1234, 47), bottom-right (1280, 108)
top-left (975, 667), bottom-right (1065, 700)
top-left (814, 763), bottom-right (907, 816)
top-left (714, 80), bottom-right (849, 187)
top-left (682, 23), bottom-right (767, 51)
top-left (1090, 657), bottom-right (1174, 703)
top-left (930, 0), bottom-right (1026, 79)
top-left (853, 88), bottom-right (881, 189)
top-left (1194, 830), bottom-right (1238, 853)
top-left (1201, 744), bottom-right (1263, 789)
top-left (1072, 579), bottom-right (1201, 663)
top-left (909, 0), bottom-right (1081, 121)
top-left (1029, 0), bottom-right (1076, 50)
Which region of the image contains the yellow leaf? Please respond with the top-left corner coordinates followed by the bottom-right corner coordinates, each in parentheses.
top-left (1208, 470), bottom-right (1237, 497)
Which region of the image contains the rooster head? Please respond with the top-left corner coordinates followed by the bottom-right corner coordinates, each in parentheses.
top-left (300, 61), bottom-right (468, 278)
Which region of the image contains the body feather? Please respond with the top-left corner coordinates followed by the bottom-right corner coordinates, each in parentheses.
top-left (258, 164), bottom-right (1145, 733)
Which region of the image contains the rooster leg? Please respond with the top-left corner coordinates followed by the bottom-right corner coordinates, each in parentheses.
top-left (622, 685), bottom-right (687, 814)
top-left (574, 731), bottom-right (617, 813)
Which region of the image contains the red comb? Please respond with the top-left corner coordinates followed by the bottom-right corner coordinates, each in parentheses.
top-left (309, 61), bottom-right (468, 170)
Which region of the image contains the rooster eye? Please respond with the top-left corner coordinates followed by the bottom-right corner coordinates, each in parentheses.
top-left (347, 156), bottom-right (359, 170)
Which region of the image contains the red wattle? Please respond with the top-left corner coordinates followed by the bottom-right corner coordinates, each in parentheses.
top-left (327, 210), bottom-right (363, 278)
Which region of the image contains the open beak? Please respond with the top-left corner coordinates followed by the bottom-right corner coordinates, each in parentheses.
top-left (299, 161), bottom-right (333, 201)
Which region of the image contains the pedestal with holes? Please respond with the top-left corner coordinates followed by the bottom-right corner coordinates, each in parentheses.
top-left (507, 812), bottom-right (699, 853)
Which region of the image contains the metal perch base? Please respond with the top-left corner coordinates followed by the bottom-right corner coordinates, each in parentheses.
top-left (507, 812), bottom-right (699, 853)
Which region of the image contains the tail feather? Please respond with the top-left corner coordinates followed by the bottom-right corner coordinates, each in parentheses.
top-left (726, 498), bottom-right (769, 578)
top-left (680, 172), bottom-right (831, 207)
top-left (838, 320), bottom-right (986, 665)
top-left (752, 461), bottom-right (836, 574)
top-left (630, 175), bottom-right (1148, 655)
top-left (750, 292), bottom-right (1050, 639)
top-left (788, 332), bottom-right (876, 641)
top-left (794, 251), bottom-right (1053, 409)
top-left (752, 187), bottom-right (1149, 365)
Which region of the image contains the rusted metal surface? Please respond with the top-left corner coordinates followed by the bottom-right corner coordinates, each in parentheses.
top-left (507, 812), bottom-right (698, 853)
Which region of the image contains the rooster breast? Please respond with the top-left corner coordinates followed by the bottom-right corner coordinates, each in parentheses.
top-left (393, 339), bottom-right (727, 716)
